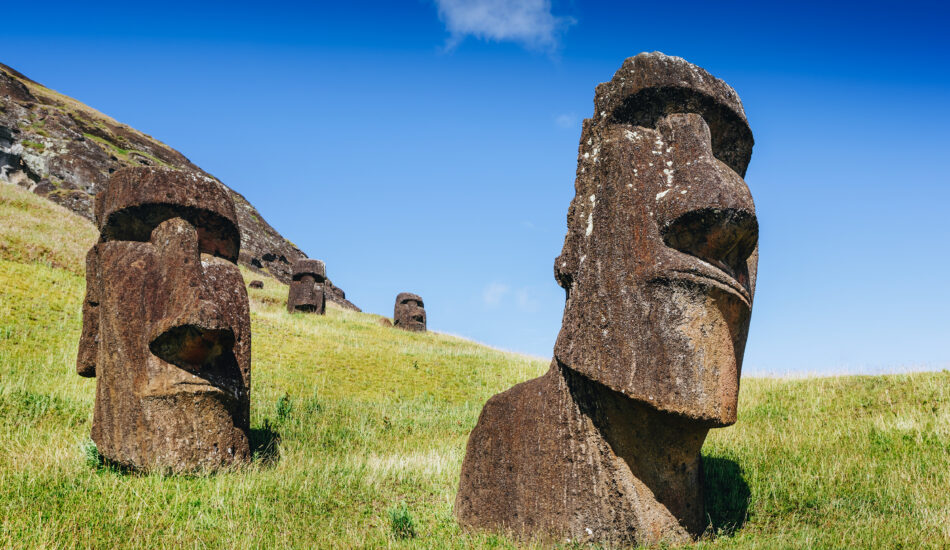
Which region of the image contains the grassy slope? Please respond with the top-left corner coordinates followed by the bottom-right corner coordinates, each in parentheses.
top-left (0, 183), bottom-right (948, 549)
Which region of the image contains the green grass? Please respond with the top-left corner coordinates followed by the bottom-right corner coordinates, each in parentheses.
top-left (0, 183), bottom-right (948, 548)
top-left (20, 140), bottom-right (45, 152)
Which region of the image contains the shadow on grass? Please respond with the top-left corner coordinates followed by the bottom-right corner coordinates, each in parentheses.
top-left (250, 420), bottom-right (282, 466)
top-left (703, 456), bottom-right (750, 536)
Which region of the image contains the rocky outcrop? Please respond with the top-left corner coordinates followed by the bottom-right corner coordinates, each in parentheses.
top-left (0, 62), bottom-right (358, 310)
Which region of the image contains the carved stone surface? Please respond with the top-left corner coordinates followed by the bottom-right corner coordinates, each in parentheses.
top-left (249, 280), bottom-right (264, 289)
top-left (77, 167), bottom-right (252, 472)
top-left (456, 52), bottom-right (758, 545)
top-left (287, 259), bottom-right (326, 314)
top-left (393, 292), bottom-right (426, 332)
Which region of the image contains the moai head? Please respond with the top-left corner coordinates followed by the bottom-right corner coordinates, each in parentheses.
top-left (553, 52), bottom-right (757, 427)
top-left (393, 292), bottom-right (426, 332)
top-left (287, 259), bottom-right (326, 314)
top-left (76, 167), bottom-right (252, 471)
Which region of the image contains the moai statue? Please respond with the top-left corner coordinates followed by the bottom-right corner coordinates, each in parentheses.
top-left (249, 280), bottom-right (264, 289)
top-left (77, 167), bottom-right (252, 472)
top-left (393, 292), bottom-right (426, 332)
top-left (455, 52), bottom-right (758, 545)
top-left (286, 259), bottom-right (326, 314)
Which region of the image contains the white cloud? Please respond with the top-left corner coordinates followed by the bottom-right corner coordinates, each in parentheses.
top-left (434, 0), bottom-right (575, 51)
top-left (516, 288), bottom-right (538, 312)
top-left (482, 282), bottom-right (509, 307)
top-left (555, 113), bottom-right (576, 128)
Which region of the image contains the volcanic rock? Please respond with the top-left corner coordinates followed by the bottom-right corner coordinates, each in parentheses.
top-left (455, 52), bottom-right (759, 545)
top-left (77, 167), bottom-right (252, 472)
top-left (287, 258), bottom-right (326, 314)
top-left (393, 292), bottom-right (426, 332)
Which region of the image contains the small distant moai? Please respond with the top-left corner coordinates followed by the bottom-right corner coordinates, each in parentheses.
top-left (455, 53), bottom-right (759, 545)
top-left (287, 259), bottom-right (326, 314)
top-left (77, 167), bottom-right (252, 472)
top-left (393, 292), bottom-right (426, 332)
top-left (249, 280), bottom-right (264, 289)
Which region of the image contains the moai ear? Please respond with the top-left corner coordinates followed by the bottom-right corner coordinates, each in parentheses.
top-left (77, 246), bottom-right (101, 377)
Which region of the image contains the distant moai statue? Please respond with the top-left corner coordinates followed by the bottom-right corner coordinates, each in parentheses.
top-left (393, 292), bottom-right (426, 332)
top-left (286, 259), bottom-right (327, 314)
top-left (455, 53), bottom-right (759, 545)
top-left (77, 167), bottom-right (252, 472)
top-left (249, 280), bottom-right (264, 289)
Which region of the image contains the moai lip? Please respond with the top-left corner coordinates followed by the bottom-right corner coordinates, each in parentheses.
top-left (393, 292), bottom-right (426, 332)
top-left (456, 52), bottom-right (758, 545)
top-left (77, 167), bottom-right (252, 472)
top-left (286, 258), bottom-right (326, 314)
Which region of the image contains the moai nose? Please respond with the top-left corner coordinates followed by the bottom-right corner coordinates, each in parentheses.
top-left (147, 217), bottom-right (236, 371)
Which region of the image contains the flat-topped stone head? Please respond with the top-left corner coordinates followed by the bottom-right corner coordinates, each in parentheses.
top-left (77, 166), bottom-right (251, 472)
top-left (456, 52), bottom-right (759, 545)
top-left (554, 51), bottom-right (757, 426)
top-left (287, 258), bottom-right (326, 314)
top-left (393, 292), bottom-right (426, 332)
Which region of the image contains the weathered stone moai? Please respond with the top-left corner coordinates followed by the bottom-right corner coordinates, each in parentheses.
top-left (249, 280), bottom-right (264, 289)
top-left (393, 292), bottom-right (426, 332)
top-left (455, 52), bottom-right (759, 545)
top-left (286, 259), bottom-right (326, 314)
top-left (77, 167), bottom-right (252, 471)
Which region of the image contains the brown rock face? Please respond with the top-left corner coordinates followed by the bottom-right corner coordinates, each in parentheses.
top-left (287, 259), bottom-right (326, 314)
top-left (393, 292), bottom-right (426, 332)
top-left (455, 52), bottom-right (758, 545)
top-left (77, 167), bottom-right (252, 472)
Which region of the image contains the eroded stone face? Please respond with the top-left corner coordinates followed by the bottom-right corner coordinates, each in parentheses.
top-left (456, 52), bottom-right (758, 545)
top-left (287, 259), bottom-right (326, 314)
top-left (393, 292), bottom-right (426, 332)
top-left (77, 167), bottom-right (251, 472)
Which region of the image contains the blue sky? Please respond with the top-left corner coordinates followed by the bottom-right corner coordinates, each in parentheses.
top-left (2, 0), bottom-right (948, 374)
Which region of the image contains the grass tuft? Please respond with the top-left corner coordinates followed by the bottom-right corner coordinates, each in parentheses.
top-left (389, 501), bottom-right (417, 539)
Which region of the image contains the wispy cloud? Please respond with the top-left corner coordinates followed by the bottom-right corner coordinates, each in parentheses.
top-left (555, 113), bottom-right (576, 128)
top-left (482, 282), bottom-right (510, 307)
top-left (433, 0), bottom-right (575, 52)
top-left (481, 282), bottom-right (539, 312)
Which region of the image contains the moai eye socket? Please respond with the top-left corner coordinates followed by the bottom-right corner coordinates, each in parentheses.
top-left (95, 167), bottom-right (241, 262)
top-left (661, 208), bottom-right (758, 287)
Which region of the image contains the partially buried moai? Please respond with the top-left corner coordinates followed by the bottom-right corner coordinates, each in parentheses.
top-left (77, 167), bottom-right (252, 471)
top-left (455, 52), bottom-right (759, 545)
top-left (393, 292), bottom-right (426, 332)
top-left (286, 259), bottom-right (326, 314)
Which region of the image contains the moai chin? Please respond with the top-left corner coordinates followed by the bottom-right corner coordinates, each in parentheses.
top-left (455, 52), bottom-right (758, 545)
top-left (287, 259), bottom-right (326, 314)
top-left (393, 292), bottom-right (426, 332)
top-left (77, 167), bottom-right (252, 472)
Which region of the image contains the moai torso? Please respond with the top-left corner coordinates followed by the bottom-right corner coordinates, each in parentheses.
top-left (77, 167), bottom-right (252, 472)
top-left (393, 292), bottom-right (426, 332)
top-left (456, 52), bottom-right (758, 545)
top-left (287, 259), bottom-right (326, 314)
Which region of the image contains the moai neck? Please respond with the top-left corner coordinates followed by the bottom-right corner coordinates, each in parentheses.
top-left (557, 362), bottom-right (709, 536)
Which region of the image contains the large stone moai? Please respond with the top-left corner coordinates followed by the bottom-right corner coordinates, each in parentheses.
top-left (77, 167), bottom-right (252, 471)
top-left (393, 292), bottom-right (426, 332)
top-left (286, 259), bottom-right (326, 314)
top-left (455, 52), bottom-right (759, 545)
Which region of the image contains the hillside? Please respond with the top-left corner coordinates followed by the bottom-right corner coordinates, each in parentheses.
top-left (0, 62), bottom-right (357, 310)
top-left (0, 182), bottom-right (948, 548)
